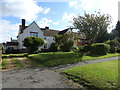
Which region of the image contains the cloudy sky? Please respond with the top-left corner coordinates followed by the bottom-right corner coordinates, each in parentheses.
top-left (0, 0), bottom-right (119, 43)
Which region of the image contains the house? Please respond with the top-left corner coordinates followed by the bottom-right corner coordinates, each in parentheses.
top-left (4, 19), bottom-right (87, 53)
top-left (5, 38), bottom-right (18, 53)
top-left (17, 19), bottom-right (59, 52)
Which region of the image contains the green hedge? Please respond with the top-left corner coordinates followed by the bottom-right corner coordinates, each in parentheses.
top-left (106, 40), bottom-right (120, 53)
top-left (79, 44), bottom-right (91, 53)
top-left (90, 43), bottom-right (110, 55)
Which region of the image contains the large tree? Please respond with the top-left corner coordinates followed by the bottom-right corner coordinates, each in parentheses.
top-left (73, 11), bottom-right (111, 44)
top-left (115, 20), bottom-right (120, 37)
top-left (23, 36), bottom-right (44, 53)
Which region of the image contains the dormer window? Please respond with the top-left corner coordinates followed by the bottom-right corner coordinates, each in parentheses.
top-left (30, 32), bottom-right (38, 37)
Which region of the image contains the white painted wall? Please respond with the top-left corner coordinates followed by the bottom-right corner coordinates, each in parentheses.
top-left (44, 36), bottom-right (55, 49)
top-left (18, 22), bottom-right (44, 49)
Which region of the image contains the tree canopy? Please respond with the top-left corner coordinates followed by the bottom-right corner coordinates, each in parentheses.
top-left (73, 11), bottom-right (111, 44)
top-left (54, 33), bottom-right (74, 52)
top-left (23, 36), bottom-right (44, 53)
top-left (115, 20), bottom-right (120, 37)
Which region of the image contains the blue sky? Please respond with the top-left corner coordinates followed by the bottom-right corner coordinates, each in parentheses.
top-left (0, 0), bottom-right (119, 43)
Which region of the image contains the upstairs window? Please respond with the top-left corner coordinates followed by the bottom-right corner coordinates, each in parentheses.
top-left (30, 32), bottom-right (38, 37)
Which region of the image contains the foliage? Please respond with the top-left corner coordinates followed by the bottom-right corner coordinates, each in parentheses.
top-left (71, 46), bottom-right (79, 52)
top-left (28, 52), bottom-right (83, 67)
top-left (27, 52), bottom-right (119, 67)
top-left (23, 36), bottom-right (44, 53)
top-left (109, 29), bottom-right (118, 40)
top-left (73, 11), bottom-right (111, 44)
top-left (90, 43), bottom-right (110, 55)
top-left (60, 40), bottom-right (74, 52)
top-left (79, 44), bottom-right (91, 53)
top-left (115, 20), bottom-right (120, 37)
top-left (63, 60), bottom-right (119, 89)
top-left (95, 31), bottom-right (110, 43)
top-left (106, 40), bottom-right (120, 53)
top-left (54, 33), bottom-right (74, 52)
top-left (49, 43), bottom-right (58, 52)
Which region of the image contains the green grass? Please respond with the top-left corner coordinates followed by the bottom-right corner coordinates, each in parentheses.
top-left (2, 53), bottom-right (28, 59)
top-left (28, 52), bottom-right (83, 67)
top-left (28, 52), bottom-right (119, 67)
top-left (82, 53), bottom-right (119, 61)
top-left (63, 60), bottom-right (119, 90)
top-left (11, 58), bottom-right (24, 68)
top-left (1, 58), bottom-right (8, 69)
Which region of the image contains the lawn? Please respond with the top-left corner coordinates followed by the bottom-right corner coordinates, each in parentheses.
top-left (63, 60), bottom-right (119, 90)
top-left (28, 52), bottom-right (119, 67)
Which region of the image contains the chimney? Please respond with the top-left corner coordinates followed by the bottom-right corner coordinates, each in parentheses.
top-left (45, 26), bottom-right (49, 30)
top-left (11, 37), bottom-right (12, 41)
top-left (22, 19), bottom-right (25, 30)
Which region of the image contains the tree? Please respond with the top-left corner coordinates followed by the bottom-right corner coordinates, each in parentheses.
top-left (115, 20), bottom-right (120, 37)
top-left (73, 11), bottom-right (111, 44)
top-left (109, 29), bottom-right (118, 40)
top-left (23, 36), bottom-right (44, 53)
top-left (54, 33), bottom-right (74, 52)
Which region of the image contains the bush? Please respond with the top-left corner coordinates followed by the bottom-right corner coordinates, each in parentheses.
top-left (116, 48), bottom-right (120, 53)
top-left (49, 43), bottom-right (58, 52)
top-left (90, 43), bottom-right (110, 55)
top-left (71, 46), bottom-right (79, 52)
top-left (105, 40), bottom-right (120, 53)
top-left (23, 36), bottom-right (44, 53)
top-left (60, 40), bottom-right (74, 52)
top-left (79, 44), bottom-right (91, 53)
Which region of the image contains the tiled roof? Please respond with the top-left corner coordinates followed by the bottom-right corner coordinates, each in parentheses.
top-left (7, 42), bottom-right (18, 46)
top-left (42, 29), bottom-right (60, 36)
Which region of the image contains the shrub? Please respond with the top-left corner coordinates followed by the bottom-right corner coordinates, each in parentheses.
top-left (23, 36), bottom-right (44, 53)
top-left (116, 48), bottom-right (120, 53)
top-left (105, 40), bottom-right (120, 53)
top-left (79, 44), bottom-right (91, 53)
top-left (71, 46), bottom-right (79, 52)
top-left (49, 43), bottom-right (58, 52)
top-left (60, 40), bottom-right (74, 52)
top-left (90, 43), bottom-right (110, 55)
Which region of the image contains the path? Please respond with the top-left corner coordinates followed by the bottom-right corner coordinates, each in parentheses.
top-left (2, 56), bottom-right (119, 88)
top-left (50, 56), bottom-right (119, 71)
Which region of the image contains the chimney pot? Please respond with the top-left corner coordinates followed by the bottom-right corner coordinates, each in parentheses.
top-left (45, 26), bottom-right (49, 30)
top-left (21, 19), bottom-right (25, 30)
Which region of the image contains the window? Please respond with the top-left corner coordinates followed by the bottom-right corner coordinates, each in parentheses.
top-left (78, 39), bottom-right (82, 42)
top-left (30, 32), bottom-right (38, 37)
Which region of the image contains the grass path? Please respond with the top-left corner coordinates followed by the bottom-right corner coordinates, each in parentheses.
top-left (1, 56), bottom-right (33, 71)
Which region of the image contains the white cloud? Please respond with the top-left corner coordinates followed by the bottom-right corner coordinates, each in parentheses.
top-left (38, 18), bottom-right (52, 28)
top-left (68, 0), bottom-right (119, 32)
top-left (43, 8), bottom-right (51, 14)
top-left (69, 1), bottom-right (77, 7)
top-left (62, 12), bottom-right (76, 22)
top-left (1, 0), bottom-right (50, 21)
top-left (53, 22), bottom-right (59, 25)
top-left (0, 20), bottom-right (19, 43)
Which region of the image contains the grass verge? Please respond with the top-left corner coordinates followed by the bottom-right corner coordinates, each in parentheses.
top-left (1, 58), bottom-right (8, 69)
top-left (28, 52), bottom-right (119, 67)
top-left (28, 52), bottom-right (83, 67)
top-left (63, 60), bottom-right (119, 90)
top-left (11, 58), bottom-right (24, 68)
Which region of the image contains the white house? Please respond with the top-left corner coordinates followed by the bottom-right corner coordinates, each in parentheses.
top-left (17, 19), bottom-right (59, 51)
